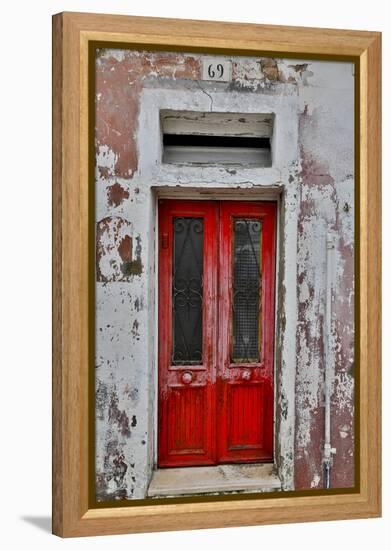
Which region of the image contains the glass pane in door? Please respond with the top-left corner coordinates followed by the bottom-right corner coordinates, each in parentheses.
top-left (232, 218), bottom-right (262, 363)
top-left (172, 217), bottom-right (204, 364)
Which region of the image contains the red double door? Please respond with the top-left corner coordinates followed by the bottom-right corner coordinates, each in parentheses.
top-left (158, 200), bottom-right (276, 467)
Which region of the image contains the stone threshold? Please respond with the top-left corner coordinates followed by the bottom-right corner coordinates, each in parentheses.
top-left (148, 463), bottom-right (281, 497)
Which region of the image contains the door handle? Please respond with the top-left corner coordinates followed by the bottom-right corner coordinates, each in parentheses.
top-left (181, 371), bottom-right (193, 385)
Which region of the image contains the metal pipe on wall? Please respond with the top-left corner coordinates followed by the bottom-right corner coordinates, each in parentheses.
top-left (323, 230), bottom-right (336, 488)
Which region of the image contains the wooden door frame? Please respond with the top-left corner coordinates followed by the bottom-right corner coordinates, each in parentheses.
top-left (152, 189), bottom-right (288, 479)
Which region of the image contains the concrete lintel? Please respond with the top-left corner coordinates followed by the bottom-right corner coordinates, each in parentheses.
top-left (152, 185), bottom-right (282, 201)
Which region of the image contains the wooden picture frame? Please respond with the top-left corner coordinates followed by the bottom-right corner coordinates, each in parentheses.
top-left (52, 11), bottom-right (381, 537)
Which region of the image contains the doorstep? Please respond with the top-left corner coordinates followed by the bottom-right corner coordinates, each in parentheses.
top-left (147, 463), bottom-right (281, 497)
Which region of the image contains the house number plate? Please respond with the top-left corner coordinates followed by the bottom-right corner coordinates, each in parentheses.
top-left (202, 58), bottom-right (232, 82)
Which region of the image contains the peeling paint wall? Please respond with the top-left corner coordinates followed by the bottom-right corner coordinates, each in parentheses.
top-left (294, 63), bottom-right (355, 489)
top-left (94, 49), bottom-right (355, 500)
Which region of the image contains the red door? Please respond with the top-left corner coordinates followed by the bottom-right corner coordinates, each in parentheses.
top-left (158, 200), bottom-right (276, 467)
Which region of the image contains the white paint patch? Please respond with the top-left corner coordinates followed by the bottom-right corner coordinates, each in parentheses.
top-left (96, 145), bottom-right (118, 175)
top-left (233, 59), bottom-right (263, 81)
top-left (96, 217), bottom-right (133, 282)
top-left (311, 473), bottom-right (321, 488)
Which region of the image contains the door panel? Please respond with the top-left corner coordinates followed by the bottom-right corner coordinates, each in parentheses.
top-left (158, 201), bottom-right (218, 467)
top-left (166, 385), bottom-right (207, 455)
top-left (227, 382), bottom-right (265, 449)
top-left (217, 202), bottom-right (276, 463)
top-left (158, 200), bottom-right (276, 467)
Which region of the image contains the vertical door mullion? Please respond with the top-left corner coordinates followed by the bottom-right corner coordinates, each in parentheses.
top-left (216, 202), bottom-right (231, 460)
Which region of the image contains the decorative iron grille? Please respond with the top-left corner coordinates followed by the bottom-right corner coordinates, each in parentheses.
top-left (232, 219), bottom-right (262, 362)
top-left (172, 217), bottom-right (204, 364)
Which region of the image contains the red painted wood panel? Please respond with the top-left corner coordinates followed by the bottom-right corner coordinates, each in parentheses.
top-left (158, 200), bottom-right (276, 467)
top-left (158, 200), bottom-right (218, 467)
top-left (227, 383), bottom-right (265, 449)
top-left (217, 202), bottom-right (276, 463)
top-left (167, 386), bottom-right (206, 454)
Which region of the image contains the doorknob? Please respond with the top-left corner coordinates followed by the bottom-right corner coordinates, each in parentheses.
top-left (182, 372), bottom-right (193, 384)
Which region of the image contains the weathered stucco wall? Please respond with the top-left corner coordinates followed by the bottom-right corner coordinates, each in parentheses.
top-left (94, 48), bottom-right (354, 501)
top-left (294, 64), bottom-right (355, 489)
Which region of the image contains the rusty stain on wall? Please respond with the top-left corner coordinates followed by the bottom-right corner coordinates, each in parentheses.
top-left (96, 216), bottom-right (134, 282)
top-left (96, 50), bottom-right (201, 179)
top-left (107, 181), bottom-right (130, 207)
top-left (95, 49), bottom-right (355, 500)
top-left (293, 93), bottom-right (354, 489)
